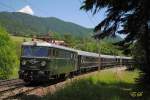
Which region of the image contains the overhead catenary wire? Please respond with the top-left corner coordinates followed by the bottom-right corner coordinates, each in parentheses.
top-left (78, 0), bottom-right (97, 27)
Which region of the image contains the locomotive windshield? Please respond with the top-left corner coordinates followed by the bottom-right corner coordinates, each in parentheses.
top-left (22, 46), bottom-right (49, 57)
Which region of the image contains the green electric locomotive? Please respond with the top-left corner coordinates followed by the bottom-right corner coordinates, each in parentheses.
top-left (19, 41), bottom-right (78, 82)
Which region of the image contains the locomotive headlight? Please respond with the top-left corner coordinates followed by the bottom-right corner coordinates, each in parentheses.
top-left (41, 61), bottom-right (46, 66)
top-left (22, 60), bottom-right (26, 65)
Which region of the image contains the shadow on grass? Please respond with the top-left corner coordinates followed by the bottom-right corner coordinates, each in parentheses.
top-left (17, 94), bottom-right (42, 100)
top-left (42, 79), bottom-right (145, 100)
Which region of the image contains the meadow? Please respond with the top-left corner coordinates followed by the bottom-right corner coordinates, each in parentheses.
top-left (10, 35), bottom-right (31, 42)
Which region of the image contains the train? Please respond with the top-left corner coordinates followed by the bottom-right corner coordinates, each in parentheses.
top-left (19, 41), bottom-right (133, 82)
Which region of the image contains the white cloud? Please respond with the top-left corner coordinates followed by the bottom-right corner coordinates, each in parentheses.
top-left (18, 5), bottom-right (34, 15)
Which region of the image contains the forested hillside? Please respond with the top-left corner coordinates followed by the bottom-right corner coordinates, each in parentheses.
top-left (0, 12), bottom-right (92, 37)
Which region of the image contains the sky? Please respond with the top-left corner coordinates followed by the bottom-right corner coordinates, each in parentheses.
top-left (0, 0), bottom-right (106, 28)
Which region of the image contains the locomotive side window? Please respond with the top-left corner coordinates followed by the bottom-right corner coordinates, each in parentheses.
top-left (48, 48), bottom-right (52, 57)
top-left (64, 51), bottom-right (70, 58)
top-left (55, 49), bottom-right (59, 57)
top-left (52, 48), bottom-right (75, 59)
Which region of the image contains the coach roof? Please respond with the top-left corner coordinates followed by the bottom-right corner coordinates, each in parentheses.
top-left (77, 50), bottom-right (99, 57)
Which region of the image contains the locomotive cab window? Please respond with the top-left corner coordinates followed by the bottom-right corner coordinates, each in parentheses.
top-left (22, 46), bottom-right (49, 57)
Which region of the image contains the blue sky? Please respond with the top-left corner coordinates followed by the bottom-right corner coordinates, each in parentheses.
top-left (0, 0), bottom-right (106, 28)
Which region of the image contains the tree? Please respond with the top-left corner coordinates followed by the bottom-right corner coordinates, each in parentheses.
top-left (0, 26), bottom-right (19, 79)
top-left (81, 0), bottom-right (150, 83)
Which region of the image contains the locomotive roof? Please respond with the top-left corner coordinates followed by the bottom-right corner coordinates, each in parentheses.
top-left (101, 54), bottom-right (117, 59)
top-left (22, 41), bottom-right (77, 52)
top-left (77, 50), bottom-right (116, 58)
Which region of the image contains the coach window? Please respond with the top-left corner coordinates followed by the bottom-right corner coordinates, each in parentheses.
top-left (71, 53), bottom-right (74, 59)
top-left (101, 58), bottom-right (103, 62)
top-left (72, 54), bottom-right (75, 59)
top-left (81, 56), bottom-right (84, 63)
top-left (102, 58), bottom-right (104, 62)
top-left (63, 50), bottom-right (67, 58)
top-left (74, 54), bottom-right (77, 59)
top-left (53, 49), bottom-right (56, 57)
top-left (52, 48), bottom-right (55, 57)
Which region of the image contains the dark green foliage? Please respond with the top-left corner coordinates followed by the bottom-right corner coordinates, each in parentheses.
top-left (103, 36), bottom-right (122, 43)
top-left (0, 12), bottom-right (92, 37)
top-left (0, 26), bottom-right (19, 79)
top-left (52, 32), bottom-right (122, 55)
top-left (81, 0), bottom-right (150, 83)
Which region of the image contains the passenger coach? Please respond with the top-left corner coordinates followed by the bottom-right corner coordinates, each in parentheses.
top-left (77, 50), bottom-right (100, 72)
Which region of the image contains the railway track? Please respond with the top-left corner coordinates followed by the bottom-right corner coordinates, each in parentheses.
top-left (0, 80), bottom-right (62, 99)
top-left (2, 86), bottom-right (40, 100)
top-left (0, 79), bottom-right (17, 83)
top-left (0, 79), bottom-right (23, 87)
top-left (0, 74), bottom-right (93, 99)
top-left (0, 78), bottom-right (45, 100)
top-left (0, 79), bottom-right (26, 99)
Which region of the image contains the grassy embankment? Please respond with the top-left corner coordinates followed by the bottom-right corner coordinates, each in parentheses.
top-left (42, 70), bottom-right (150, 100)
top-left (22, 69), bottom-right (150, 100)
top-left (43, 69), bottom-right (141, 100)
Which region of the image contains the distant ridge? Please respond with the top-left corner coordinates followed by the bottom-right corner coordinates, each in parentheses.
top-left (0, 12), bottom-right (92, 37)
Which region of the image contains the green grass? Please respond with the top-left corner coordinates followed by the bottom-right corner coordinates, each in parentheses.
top-left (43, 70), bottom-right (140, 100)
top-left (10, 35), bottom-right (31, 42)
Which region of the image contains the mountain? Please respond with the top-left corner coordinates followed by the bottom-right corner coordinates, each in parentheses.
top-left (0, 12), bottom-right (92, 37)
top-left (0, 12), bottom-right (122, 42)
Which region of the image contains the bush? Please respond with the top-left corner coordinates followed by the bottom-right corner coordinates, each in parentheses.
top-left (0, 26), bottom-right (19, 79)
